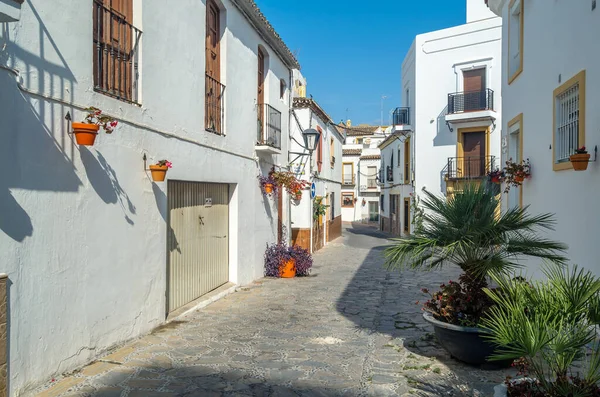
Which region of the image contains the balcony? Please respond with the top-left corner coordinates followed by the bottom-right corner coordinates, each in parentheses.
top-left (360, 179), bottom-right (379, 192)
top-left (392, 107), bottom-right (411, 133)
top-left (205, 74), bottom-right (225, 135)
top-left (445, 89), bottom-right (496, 126)
top-left (445, 156), bottom-right (497, 180)
top-left (256, 103), bottom-right (282, 154)
top-left (342, 175), bottom-right (355, 186)
top-left (0, 0), bottom-right (23, 22)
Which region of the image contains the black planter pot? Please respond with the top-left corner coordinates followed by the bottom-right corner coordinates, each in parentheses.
top-left (423, 313), bottom-right (512, 368)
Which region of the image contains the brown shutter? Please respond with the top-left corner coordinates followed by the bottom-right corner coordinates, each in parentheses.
top-left (317, 127), bottom-right (323, 172)
top-left (205, 0), bottom-right (221, 81)
top-left (463, 69), bottom-right (486, 92)
top-left (257, 49), bottom-right (265, 135)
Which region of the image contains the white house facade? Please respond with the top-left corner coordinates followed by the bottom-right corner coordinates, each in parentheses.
top-left (400, 0), bottom-right (503, 220)
top-left (378, 128), bottom-right (414, 236)
top-left (488, 0), bottom-right (600, 273)
top-left (0, 0), bottom-right (298, 394)
top-left (341, 124), bottom-right (388, 224)
top-left (289, 92), bottom-right (343, 252)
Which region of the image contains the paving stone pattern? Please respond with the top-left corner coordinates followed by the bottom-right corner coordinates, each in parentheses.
top-left (33, 224), bottom-right (513, 397)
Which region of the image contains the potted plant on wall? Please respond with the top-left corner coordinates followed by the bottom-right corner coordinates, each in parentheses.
top-left (258, 173), bottom-right (278, 196)
top-left (72, 107), bottom-right (118, 146)
top-left (384, 183), bottom-right (567, 366)
top-left (264, 241), bottom-right (313, 278)
top-left (503, 158), bottom-right (531, 193)
top-left (149, 160), bottom-right (172, 182)
top-left (570, 146), bottom-right (591, 171)
top-left (487, 169), bottom-right (505, 184)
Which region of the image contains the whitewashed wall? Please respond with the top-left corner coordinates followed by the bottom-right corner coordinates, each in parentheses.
top-left (0, 0), bottom-right (292, 394)
top-left (494, 0), bottom-right (600, 274)
top-left (407, 17), bottom-right (502, 198)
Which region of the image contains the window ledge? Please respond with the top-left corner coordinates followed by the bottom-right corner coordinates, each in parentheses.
top-left (0, 0), bottom-right (23, 22)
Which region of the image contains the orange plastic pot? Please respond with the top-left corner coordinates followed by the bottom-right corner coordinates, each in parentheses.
top-left (570, 153), bottom-right (591, 171)
top-left (72, 122), bottom-right (99, 146)
top-left (491, 176), bottom-right (502, 184)
top-left (280, 259), bottom-right (296, 278)
top-left (149, 165), bottom-right (168, 182)
top-left (514, 175), bottom-right (525, 183)
top-left (264, 183), bottom-right (274, 194)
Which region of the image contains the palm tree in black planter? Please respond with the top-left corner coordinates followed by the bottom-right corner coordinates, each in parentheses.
top-left (384, 183), bottom-right (567, 367)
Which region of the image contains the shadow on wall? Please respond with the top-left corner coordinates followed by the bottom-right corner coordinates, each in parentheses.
top-left (0, 6), bottom-right (81, 242)
top-left (80, 149), bottom-right (136, 225)
top-left (152, 182), bottom-right (180, 254)
top-left (433, 105), bottom-right (455, 147)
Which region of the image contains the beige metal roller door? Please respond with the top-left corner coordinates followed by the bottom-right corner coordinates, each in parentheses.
top-left (167, 181), bottom-right (229, 313)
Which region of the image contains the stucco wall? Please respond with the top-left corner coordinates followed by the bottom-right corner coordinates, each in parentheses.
top-left (0, 0), bottom-right (292, 394)
top-left (410, 17), bottom-right (503, 198)
top-left (497, 1), bottom-right (600, 274)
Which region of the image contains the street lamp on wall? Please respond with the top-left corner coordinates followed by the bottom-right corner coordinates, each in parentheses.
top-left (302, 128), bottom-right (320, 153)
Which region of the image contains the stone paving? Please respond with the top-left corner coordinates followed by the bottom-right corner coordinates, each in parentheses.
top-left (32, 224), bottom-right (513, 397)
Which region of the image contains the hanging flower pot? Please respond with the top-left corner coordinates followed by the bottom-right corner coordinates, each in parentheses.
top-left (294, 190), bottom-right (303, 201)
top-left (72, 123), bottom-right (100, 146)
top-left (487, 169), bottom-right (504, 184)
top-left (149, 160), bottom-right (172, 182)
top-left (264, 183), bottom-right (275, 194)
top-left (280, 258), bottom-right (296, 278)
top-left (570, 147), bottom-right (590, 171)
top-left (514, 175), bottom-right (525, 183)
top-left (72, 107), bottom-right (118, 146)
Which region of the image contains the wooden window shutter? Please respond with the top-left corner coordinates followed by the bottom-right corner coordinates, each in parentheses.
top-left (463, 69), bottom-right (486, 92)
top-left (205, 0), bottom-right (221, 81)
top-left (317, 127), bottom-right (323, 172)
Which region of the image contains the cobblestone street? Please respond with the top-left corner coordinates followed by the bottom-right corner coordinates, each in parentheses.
top-left (34, 224), bottom-right (512, 397)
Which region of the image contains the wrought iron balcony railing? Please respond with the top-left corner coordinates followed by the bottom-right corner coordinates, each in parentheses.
top-left (93, 0), bottom-right (142, 104)
top-left (446, 155), bottom-right (497, 180)
top-left (257, 103), bottom-right (282, 149)
top-left (342, 175), bottom-right (355, 185)
top-left (447, 89), bottom-right (494, 114)
top-left (205, 74), bottom-right (226, 135)
top-left (392, 107), bottom-right (410, 126)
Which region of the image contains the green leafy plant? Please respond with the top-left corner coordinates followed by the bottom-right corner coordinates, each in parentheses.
top-left (83, 106), bottom-right (118, 133)
top-left (313, 196), bottom-right (329, 220)
top-left (384, 183), bottom-right (567, 325)
top-left (503, 158), bottom-right (531, 193)
top-left (409, 193), bottom-right (424, 233)
top-left (482, 265), bottom-right (600, 396)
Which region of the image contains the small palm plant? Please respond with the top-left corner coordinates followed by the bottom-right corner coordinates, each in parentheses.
top-left (384, 183), bottom-right (567, 324)
top-left (482, 265), bottom-right (600, 396)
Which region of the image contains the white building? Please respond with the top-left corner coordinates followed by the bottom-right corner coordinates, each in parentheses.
top-left (341, 124), bottom-right (388, 224)
top-left (487, 0), bottom-right (600, 273)
top-left (395, 0), bottom-right (503, 234)
top-left (289, 86), bottom-right (344, 252)
top-left (378, 126), bottom-right (414, 236)
top-left (0, 0), bottom-right (298, 394)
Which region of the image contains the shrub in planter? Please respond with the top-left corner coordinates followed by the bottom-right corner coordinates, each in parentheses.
top-left (259, 174), bottom-right (278, 197)
top-left (384, 183), bottom-right (567, 365)
top-left (149, 160), bottom-right (172, 182)
top-left (264, 242), bottom-right (313, 278)
top-left (570, 146), bottom-right (591, 171)
top-left (483, 265), bottom-right (600, 396)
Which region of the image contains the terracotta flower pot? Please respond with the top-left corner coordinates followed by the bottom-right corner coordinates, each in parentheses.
top-left (514, 175), bottom-right (525, 183)
top-left (149, 165), bottom-right (168, 182)
top-left (280, 259), bottom-right (296, 278)
top-left (72, 122), bottom-right (99, 146)
top-left (490, 176), bottom-right (502, 184)
top-left (570, 153), bottom-right (591, 171)
top-left (294, 192), bottom-right (302, 201)
top-left (264, 183), bottom-right (274, 194)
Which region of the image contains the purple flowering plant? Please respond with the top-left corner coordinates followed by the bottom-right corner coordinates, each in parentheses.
top-left (264, 242), bottom-right (313, 277)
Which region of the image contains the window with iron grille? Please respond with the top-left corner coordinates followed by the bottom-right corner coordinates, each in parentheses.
top-left (554, 71), bottom-right (585, 169)
top-left (93, 0), bottom-right (142, 104)
top-left (368, 166), bottom-right (377, 188)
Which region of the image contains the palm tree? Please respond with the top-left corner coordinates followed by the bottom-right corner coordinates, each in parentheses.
top-left (384, 183), bottom-right (567, 281)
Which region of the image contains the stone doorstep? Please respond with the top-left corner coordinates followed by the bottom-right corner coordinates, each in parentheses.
top-left (35, 377), bottom-right (85, 397)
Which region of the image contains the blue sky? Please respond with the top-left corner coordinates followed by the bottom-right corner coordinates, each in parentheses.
top-left (256, 0), bottom-right (467, 126)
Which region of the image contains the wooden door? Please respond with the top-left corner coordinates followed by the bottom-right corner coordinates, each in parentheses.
top-left (257, 49), bottom-right (265, 138)
top-left (403, 198), bottom-right (410, 234)
top-left (277, 189), bottom-right (283, 243)
top-left (463, 68), bottom-right (486, 111)
top-left (205, 0), bottom-right (220, 80)
top-left (463, 132), bottom-right (485, 177)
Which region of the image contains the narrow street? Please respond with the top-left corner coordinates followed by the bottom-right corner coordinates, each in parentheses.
top-left (35, 224), bottom-right (510, 397)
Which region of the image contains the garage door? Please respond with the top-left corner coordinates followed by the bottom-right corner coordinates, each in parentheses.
top-left (167, 181), bottom-right (229, 313)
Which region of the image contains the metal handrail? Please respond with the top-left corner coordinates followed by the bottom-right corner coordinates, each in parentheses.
top-left (205, 74), bottom-right (226, 135)
top-left (257, 103), bottom-right (282, 149)
top-left (446, 155), bottom-right (497, 179)
top-left (392, 107), bottom-right (410, 126)
top-left (447, 89), bottom-right (494, 114)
